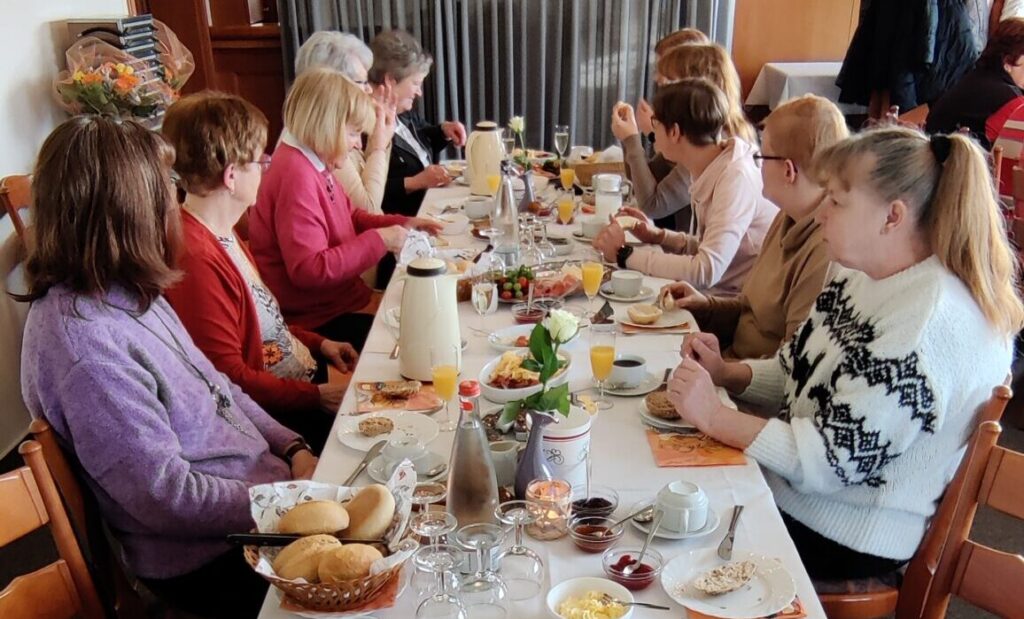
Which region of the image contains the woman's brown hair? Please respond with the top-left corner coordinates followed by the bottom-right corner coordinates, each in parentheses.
top-left (19, 115), bottom-right (182, 312)
top-left (654, 27), bottom-right (710, 57)
top-left (978, 17), bottom-right (1024, 71)
top-left (657, 43), bottom-right (755, 143)
top-left (162, 91), bottom-right (268, 195)
top-left (652, 77), bottom-right (729, 146)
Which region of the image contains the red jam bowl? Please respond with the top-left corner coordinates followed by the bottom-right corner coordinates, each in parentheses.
top-left (602, 546), bottom-right (664, 591)
top-left (568, 515), bottom-right (624, 553)
top-left (512, 303), bottom-right (547, 324)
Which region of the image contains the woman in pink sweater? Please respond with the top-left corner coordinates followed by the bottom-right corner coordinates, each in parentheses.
top-left (594, 78), bottom-right (776, 295)
top-left (250, 68), bottom-right (440, 350)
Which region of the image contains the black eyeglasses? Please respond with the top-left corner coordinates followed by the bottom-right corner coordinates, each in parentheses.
top-left (753, 153), bottom-right (788, 168)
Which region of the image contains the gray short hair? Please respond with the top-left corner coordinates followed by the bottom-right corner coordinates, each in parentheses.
top-left (368, 29), bottom-right (433, 84)
top-left (295, 31), bottom-right (372, 81)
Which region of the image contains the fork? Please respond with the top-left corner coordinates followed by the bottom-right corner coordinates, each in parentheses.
top-left (599, 593), bottom-right (670, 611)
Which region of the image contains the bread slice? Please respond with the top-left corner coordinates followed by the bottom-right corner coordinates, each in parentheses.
top-left (627, 303), bottom-right (662, 325)
top-left (692, 560), bottom-right (757, 595)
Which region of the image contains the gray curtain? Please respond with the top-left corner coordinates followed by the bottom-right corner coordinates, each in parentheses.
top-left (278, 0), bottom-right (735, 149)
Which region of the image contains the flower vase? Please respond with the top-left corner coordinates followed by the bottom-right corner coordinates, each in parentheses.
top-left (514, 410), bottom-right (558, 499)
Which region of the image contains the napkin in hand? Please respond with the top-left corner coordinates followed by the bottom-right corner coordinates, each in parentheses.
top-left (645, 429), bottom-right (746, 467)
top-left (397, 229), bottom-right (434, 266)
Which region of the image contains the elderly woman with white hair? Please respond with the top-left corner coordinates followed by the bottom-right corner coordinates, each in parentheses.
top-left (295, 31), bottom-right (395, 217)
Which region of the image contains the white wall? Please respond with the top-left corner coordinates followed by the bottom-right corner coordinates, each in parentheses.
top-left (0, 0), bottom-right (129, 176)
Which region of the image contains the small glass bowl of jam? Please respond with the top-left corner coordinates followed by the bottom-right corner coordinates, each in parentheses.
top-left (512, 303), bottom-right (547, 324)
top-left (568, 515), bottom-right (624, 553)
top-left (570, 485), bottom-right (619, 519)
top-left (602, 546), bottom-right (664, 591)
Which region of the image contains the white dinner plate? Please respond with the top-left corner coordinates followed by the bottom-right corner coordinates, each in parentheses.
top-left (487, 323), bottom-right (579, 352)
top-left (599, 283), bottom-right (656, 303)
top-left (638, 397), bottom-right (696, 431)
top-left (367, 451), bottom-right (448, 484)
top-left (571, 231), bottom-right (597, 243)
top-left (602, 372), bottom-right (663, 397)
top-left (479, 351), bottom-right (572, 403)
top-left (618, 308), bottom-right (690, 329)
top-left (628, 501), bottom-right (721, 540)
top-left (660, 550), bottom-right (797, 619)
top-left (336, 411), bottom-right (439, 452)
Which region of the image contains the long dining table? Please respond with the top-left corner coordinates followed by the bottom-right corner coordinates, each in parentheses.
top-left (256, 185), bottom-right (826, 619)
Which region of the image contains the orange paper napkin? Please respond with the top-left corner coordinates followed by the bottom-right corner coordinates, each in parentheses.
top-left (279, 568), bottom-right (403, 615)
top-left (645, 429), bottom-right (747, 467)
top-left (686, 596), bottom-right (807, 619)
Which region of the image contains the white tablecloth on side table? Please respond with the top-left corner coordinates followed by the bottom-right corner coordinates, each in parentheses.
top-left (257, 186), bottom-right (826, 618)
top-left (745, 61), bottom-right (867, 115)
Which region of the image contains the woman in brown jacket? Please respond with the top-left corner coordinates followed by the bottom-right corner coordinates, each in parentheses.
top-left (661, 95), bottom-right (847, 359)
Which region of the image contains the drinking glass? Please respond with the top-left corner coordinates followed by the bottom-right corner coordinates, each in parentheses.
top-left (431, 344), bottom-right (460, 432)
top-left (412, 510), bottom-right (459, 545)
top-left (486, 174), bottom-right (501, 196)
top-left (411, 543), bottom-right (462, 601)
top-left (415, 544), bottom-right (469, 619)
top-left (533, 222), bottom-right (556, 261)
top-left (557, 194), bottom-right (576, 226)
top-left (580, 248), bottom-right (605, 315)
top-left (554, 124), bottom-right (570, 161)
top-left (501, 130), bottom-right (516, 160)
top-left (559, 167), bottom-right (575, 192)
top-left (412, 482), bottom-right (449, 512)
top-left (494, 501), bottom-right (545, 601)
top-left (589, 322), bottom-right (616, 410)
top-left (455, 524), bottom-right (509, 619)
top-left (471, 277), bottom-right (499, 336)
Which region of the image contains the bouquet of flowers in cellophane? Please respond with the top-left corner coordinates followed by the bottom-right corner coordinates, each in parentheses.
top-left (53, 20), bottom-right (194, 126)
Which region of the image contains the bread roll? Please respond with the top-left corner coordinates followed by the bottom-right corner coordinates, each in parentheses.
top-left (342, 484), bottom-right (395, 540)
top-left (278, 500), bottom-right (350, 535)
top-left (318, 544), bottom-right (384, 582)
top-left (627, 303), bottom-right (662, 325)
top-left (272, 534), bottom-right (341, 581)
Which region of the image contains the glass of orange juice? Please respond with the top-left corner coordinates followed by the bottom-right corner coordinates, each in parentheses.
top-left (486, 173), bottom-right (501, 196)
top-left (560, 167), bottom-right (575, 191)
top-left (557, 196), bottom-right (575, 225)
top-left (581, 248), bottom-right (604, 315)
top-left (431, 344), bottom-right (460, 431)
top-left (589, 323), bottom-right (616, 409)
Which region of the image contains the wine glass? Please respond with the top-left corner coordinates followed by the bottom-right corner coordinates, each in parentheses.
top-left (415, 544), bottom-right (468, 619)
top-left (501, 129), bottom-right (516, 160)
top-left (589, 322), bottom-right (616, 410)
top-left (534, 222), bottom-right (556, 261)
top-left (559, 167), bottom-right (575, 192)
top-left (455, 524), bottom-right (509, 619)
top-left (471, 277), bottom-right (499, 336)
top-left (412, 510), bottom-right (459, 545)
top-left (494, 501), bottom-right (545, 601)
top-left (412, 482), bottom-right (448, 512)
top-left (557, 194), bottom-right (576, 227)
top-left (431, 344), bottom-right (460, 432)
top-left (554, 124), bottom-right (569, 162)
top-left (580, 248), bottom-right (605, 316)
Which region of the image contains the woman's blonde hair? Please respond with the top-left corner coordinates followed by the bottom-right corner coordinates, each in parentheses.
top-left (657, 43), bottom-right (755, 144)
top-left (654, 28), bottom-right (710, 56)
top-left (762, 95), bottom-right (849, 183)
top-left (818, 127), bottom-right (1024, 335)
top-left (283, 67), bottom-right (374, 164)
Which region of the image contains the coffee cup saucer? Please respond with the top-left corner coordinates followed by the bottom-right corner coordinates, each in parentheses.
top-left (602, 372), bottom-right (663, 397)
top-left (599, 283), bottom-right (656, 303)
top-left (628, 500), bottom-right (720, 540)
top-left (368, 451), bottom-right (446, 484)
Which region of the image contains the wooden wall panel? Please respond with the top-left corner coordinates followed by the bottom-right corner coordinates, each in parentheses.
top-left (210, 25), bottom-right (285, 145)
top-left (732, 0), bottom-right (861, 97)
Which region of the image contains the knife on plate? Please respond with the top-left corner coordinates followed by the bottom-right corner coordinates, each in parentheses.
top-left (717, 504), bottom-right (744, 560)
top-left (344, 440), bottom-right (387, 486)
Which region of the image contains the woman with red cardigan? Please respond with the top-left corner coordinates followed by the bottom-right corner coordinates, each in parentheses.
top-left (249, 68), bottom-right (441, 350)
top-left (163, 92), bottom-right (356, 451)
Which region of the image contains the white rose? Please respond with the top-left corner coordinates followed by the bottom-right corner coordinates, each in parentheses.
top-left (544, 308), bottom-right (579, 343)
top-left (509, 115), bottom-right (525, 134)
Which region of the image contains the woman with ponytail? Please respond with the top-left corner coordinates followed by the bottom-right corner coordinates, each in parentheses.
top-left (664, 126), bottom-right (1022, 579)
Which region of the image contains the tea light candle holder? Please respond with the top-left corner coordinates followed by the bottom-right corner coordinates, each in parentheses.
top-left (525, 478), bottom-right (572, 540)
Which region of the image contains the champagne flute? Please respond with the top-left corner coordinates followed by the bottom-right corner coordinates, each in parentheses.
top-left (471, 276), bottom-right (499, 336)
top-left (580, 248), bottom-right (605, 316)
top-left (559, 167), bottom-right (575, 192)
top-left (589, 322), bottom-right (616, 410)
top-left (431, 344), bottom-right (460, 432)
top-left (554, 124), bottom-right (570, 162)
top-left (557, 194), bottom-right (576, 226)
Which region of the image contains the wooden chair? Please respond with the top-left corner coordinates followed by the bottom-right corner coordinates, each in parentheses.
top-left (0, 440), bottom-right (105, 619)
top-left (0, 174), bottom-right (30, 241)
top-left (26, 418), bottom-right (151, 618)
top-left (992, 145), bottom-right (1004, 194)
top-left (817, 384), bottom-right (1012, 619)
top-left (901, 420), bottom-right (1024, 619)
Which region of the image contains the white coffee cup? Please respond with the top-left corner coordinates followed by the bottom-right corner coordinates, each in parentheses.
top-left (610, 270), bottom-right (643, 298)
top-left (580, 216), bottom-right (604, 239)
top-left (382, 435), bottom-right (427, 468)
top-left (465, 196), bottom-right (493, 221)
top-left (489, 440), bottom-right (519, 488)
top-left (609, 354), bottom-right (647, 389)
top-left (656, 481), bottom-right (709, 533)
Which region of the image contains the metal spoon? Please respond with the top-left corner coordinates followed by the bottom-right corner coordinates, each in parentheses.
top-left (623, 509), bottom-right (662, 576)
top-left (593, 505), bottom-right (655, 538)
top-left (632, 505), bottom-right (655, 523)
top-left (422, 463), bottom-right (448, 479)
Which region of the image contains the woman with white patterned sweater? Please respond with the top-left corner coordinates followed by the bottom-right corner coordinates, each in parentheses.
top-left (665, 127), bottom-right (1023, 579)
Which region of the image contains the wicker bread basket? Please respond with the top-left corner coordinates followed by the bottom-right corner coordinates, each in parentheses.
top-left (243, 544), bottom-right (406, 612)
top-left (567, 161), bottom-right (627, 187)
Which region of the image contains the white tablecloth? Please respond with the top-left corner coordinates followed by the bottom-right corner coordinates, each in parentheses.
top-left (745, 61), bottom-right (867, 115)
top-left (257, 186), bottom-right (825, 619)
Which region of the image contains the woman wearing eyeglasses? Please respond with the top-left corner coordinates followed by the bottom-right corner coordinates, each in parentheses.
top-left (162, 92), bottom-right (357, 452)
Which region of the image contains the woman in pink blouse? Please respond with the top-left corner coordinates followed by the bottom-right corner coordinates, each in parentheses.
top-left (250, 68), bottom-right (440, 350)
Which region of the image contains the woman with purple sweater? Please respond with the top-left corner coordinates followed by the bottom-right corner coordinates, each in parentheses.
top-left (17, 116), bottom-right (312, 618)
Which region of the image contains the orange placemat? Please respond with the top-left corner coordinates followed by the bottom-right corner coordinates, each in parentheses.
top-left (279, 568), bottom-right (403, 615)
top-left (645, 429), bottom-right (747, 467)
top-left (687, 596), bottom-right (807, 619)
top-left (356, 385), bottom-right (444, 414)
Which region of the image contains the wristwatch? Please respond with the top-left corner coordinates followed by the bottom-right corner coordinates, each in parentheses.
top-left (283, 439), bottom-right (312, 463)
top-left (616, 245), bottom-right (634, 269)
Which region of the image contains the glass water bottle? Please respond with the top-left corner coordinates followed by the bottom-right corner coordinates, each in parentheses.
top-left (446, 380), bottom-right (500, 526)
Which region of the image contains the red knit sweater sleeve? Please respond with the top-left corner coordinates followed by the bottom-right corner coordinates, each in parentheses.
top-left (165, 228), bottom-right (321, 415)
top-left (351, 208), bottom-right (408, 231)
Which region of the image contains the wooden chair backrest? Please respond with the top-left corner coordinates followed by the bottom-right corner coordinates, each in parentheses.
top-left (0, 174), bottom-right (30, 241)
top-left (916, 420), bottom-right (1024, 619)
top-left (992, 145), bottom-right (1004, 192)
top-left (895, 384), bottom-right (1012, 618)
top-left (0, 441), bottom-right (104, 619)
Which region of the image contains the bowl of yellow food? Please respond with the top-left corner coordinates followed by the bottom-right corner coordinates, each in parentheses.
top-left (479, 350), bottom-right (571, 403)
top-left (546, 576), bottom-right (634, 619)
